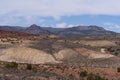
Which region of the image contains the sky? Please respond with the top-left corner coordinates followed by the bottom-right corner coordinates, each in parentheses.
top-left (0, 0), bottom-right (120, 33)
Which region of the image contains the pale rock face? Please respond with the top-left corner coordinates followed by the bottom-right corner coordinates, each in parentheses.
top-left (101, 48), bottom-right (106, 53)
top-left (54, 49), bottom-right (78, 60)
top-left (0, 47), bottom-right (59, 64)
top-left (88, 53), bottom-right (114, 59)
top-left (75, 48), bottom-right (114, 59)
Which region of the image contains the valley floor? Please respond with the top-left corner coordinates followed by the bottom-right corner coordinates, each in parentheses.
top-left (0, 35), bottom-right (120, 80)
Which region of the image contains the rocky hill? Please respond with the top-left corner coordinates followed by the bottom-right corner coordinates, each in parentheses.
top-left (23, 24), bottom-right (51, 34)
top-left (0, 30), bottom-right (33, 38)
top-left (58, 25), bottom-right (115, 36)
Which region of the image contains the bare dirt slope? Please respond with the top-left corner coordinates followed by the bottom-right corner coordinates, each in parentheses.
top-left (75, 48), bottom-right (114, 59)
top-left (54, 49), bottom-right (79, 60)
top-left (0, 46), bottom-right (115, 65)
top-left (0, 47), bottom-right (59, 64)
top-left (0, 38), bottom-right (118, 67)
top-left (0, 36), bottom-right (119, 69)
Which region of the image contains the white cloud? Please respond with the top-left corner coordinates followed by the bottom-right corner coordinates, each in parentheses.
top-left (67, 24), bottom-right (85, 27)
top-left (55, 23), bottom-right (83, 28)
top-left (67, 24), bottom-right (76, 27)
top-left (0, 0), bottom-right (120, 19)
top-left (104, 22), bottom-right (120, 33)
top-left (55, 23), bottom-right (67, 28)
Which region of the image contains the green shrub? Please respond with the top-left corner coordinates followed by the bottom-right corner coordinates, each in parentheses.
top-left (117, 67), bottom-right (120, 72)
top-left (5, 62), bottom-right (18, 68)
top-left (87, 73), bottom-right (94, 80)
top-left (26, 64), bottom-right (32, 70)
top-left (69, 73), bottom-right (76, 80)
top-left (87, 73), bottom-right (108, 80)
top-left (115, 52), bottom-right (119, 56)
top-left (80, 71), bottom-right (88, 77)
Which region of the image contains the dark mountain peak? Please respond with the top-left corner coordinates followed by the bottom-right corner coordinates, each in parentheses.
top-left (29, 24), bottom-right (41, 30)
top-left (88, 25), bottom-right (105, 31)
top-left (24, 24), bottom-right (51, 34)
top-left (72, 26), bottom-right (88, 30)
top-left (30, 24), bottom-right (39, 27)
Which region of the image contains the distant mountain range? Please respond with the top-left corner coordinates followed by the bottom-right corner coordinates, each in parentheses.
top-left (0, 24), bottom-right (116, 36)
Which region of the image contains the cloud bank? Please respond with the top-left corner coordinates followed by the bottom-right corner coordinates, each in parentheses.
top-left (104, 22), bottom-right (120, 33)
top-left (0, 0), bottom-right (120, 18)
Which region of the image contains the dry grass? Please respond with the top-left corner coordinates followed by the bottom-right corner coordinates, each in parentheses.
top-left (78, 40), bottom-right (116, 47)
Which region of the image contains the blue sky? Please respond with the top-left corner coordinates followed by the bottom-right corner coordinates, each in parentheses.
top-left (0, 0), bottom-right (120, 33)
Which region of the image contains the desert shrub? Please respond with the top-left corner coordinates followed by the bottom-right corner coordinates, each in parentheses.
top-left (117, 67), bottom-right (120, 72)
top-left (115, 52), bottom-right (119, 56)
top-left (5, 62), bottom-right (18, 68)
top-left (107, 47), bottom-right (113, 52)
top-left (69, 73), bottom-right (76, 80)
top-left (87, 73), bottom-right (108, 80)
top-left (87, 73), bottom-right (94, 80)
top-left (80, 71), bottom-right (88, 77)
top-left (26, 64), bottom-right (32, 70)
